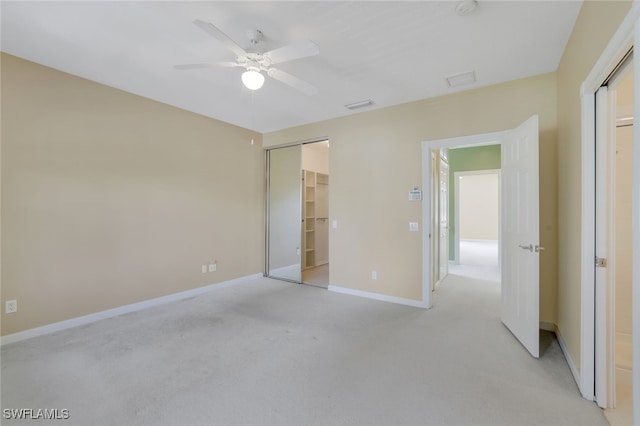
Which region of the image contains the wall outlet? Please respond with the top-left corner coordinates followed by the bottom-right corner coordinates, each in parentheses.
top-left (209, 262), bottom-right (217, 272)
top-left (201, 265), bottom-right (207, 274)
top-left (371, 270), bottom-right (378, 280)
top-left (5, 299), bottom-right (17, 314)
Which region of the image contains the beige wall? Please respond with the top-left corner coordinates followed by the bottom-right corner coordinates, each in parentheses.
top-left (459, 173), bottom-right (499, 241)
top-left (1, 54), bottom-right (264, 336)
top-left (556, 0), bottom-right (632, 370)
top-left (615, 125), bottom-right (633, 336)
top-left (265, 72), bottom-right (558, 323)
top-left (302, 141), bottom-right (329, 175)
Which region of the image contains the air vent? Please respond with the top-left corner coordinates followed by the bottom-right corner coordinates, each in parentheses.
top-left (446, 71), bottom-right (476, 88)
top-left (345, 99), bottom-right (374, 110)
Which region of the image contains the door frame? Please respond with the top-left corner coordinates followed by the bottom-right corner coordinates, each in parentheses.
top-left (579, 3), bottom-right (640, 410)
top-left (453, 169), bottom-right (501, 266)
top-left (422, 131), bottom-right (506, 309)
top-left (264, 137), bottom-right (329, 284)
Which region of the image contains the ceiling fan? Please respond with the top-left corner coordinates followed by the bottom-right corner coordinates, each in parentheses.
top-left (175, 20), bottom-right (319, 95)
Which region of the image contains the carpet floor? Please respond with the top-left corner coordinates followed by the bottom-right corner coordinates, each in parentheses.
top-left (1, 274), bottom-right (607, 426)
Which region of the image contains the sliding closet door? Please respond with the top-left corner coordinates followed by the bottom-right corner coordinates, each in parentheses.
top-left (267, 145), bottom-right (302, 282)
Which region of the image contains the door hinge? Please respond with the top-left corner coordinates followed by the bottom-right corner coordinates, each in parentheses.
top-left (595, 256), bottom-right (607, 268)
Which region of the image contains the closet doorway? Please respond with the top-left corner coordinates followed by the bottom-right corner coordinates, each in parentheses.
top-left (265, 140), bottom-right (330, 288)
top-left (594, 54), bottom-right (634, 426)
top-left (301, 141), bottom-right (330, 288)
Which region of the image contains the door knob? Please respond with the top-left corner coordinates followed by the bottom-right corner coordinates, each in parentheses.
top-left (518, 244), bottom-right (533, 252)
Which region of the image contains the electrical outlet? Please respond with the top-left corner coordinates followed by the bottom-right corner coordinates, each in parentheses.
top-left (371, 270), bottom-right (378, 280)
top-left (5, 299), bottom-right (17, 314)
top-left (209, 262), bottom-right (217, 272)
top-left (201, 265), bottom-right (207, 274)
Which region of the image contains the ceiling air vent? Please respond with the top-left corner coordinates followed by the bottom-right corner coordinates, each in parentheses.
top-left (345, 99), bottom-right (374, 110)
top-left (446, 71), bottom-right (476, 88)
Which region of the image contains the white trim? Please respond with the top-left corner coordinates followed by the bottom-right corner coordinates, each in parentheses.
top-left (0, 273), bottom-right (263, 346)
top-left (581, 3), bottom-right (639, 95)
top-left (632, 18), bottom-right (640, 426)
top-left (557, 327), bottom-right (581, 392)
top-left (422, 131), bottom-right (506, 310)
top-left (579, 2), bottom-right (640, 404)
top-left (580, 89), bottom-right (597, 400)
top-left (422, 144), bottom-right (434, 307)
top-left (328, 285), bottom-right (427, 309)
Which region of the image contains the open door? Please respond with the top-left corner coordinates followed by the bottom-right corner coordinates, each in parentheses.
top-left (439, 154), bottom-right (449, 281)
top-left (266, 145), bottom-right (302, 282)
top-left (501, 115), bottom-right (540, 358)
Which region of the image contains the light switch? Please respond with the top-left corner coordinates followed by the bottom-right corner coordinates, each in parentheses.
top-left (332, 220), bottom-right (338, 229)
top-left (409, 222), bottom-right (419, 231)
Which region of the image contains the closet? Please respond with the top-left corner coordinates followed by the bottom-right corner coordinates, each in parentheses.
top-left (266, 140), bottom-right (330, 287)
top-left (302, 170), bottom-right (329, 270)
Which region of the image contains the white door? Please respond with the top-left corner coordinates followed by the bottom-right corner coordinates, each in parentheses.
top-left (439, 158), bottom-right (449, 281)
top-left (501, 115), bottom-right (540, 358)
top-left (431, 151), bottom-right (440, 290)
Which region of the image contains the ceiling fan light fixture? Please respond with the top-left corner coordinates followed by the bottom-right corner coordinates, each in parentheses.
top-left (241, 68), bottom-right (265, 90)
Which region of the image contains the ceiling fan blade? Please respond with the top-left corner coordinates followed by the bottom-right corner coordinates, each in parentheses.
top-left (264, 41), bottom-right (319, 64)
top-left (174, 62), bottom-right (239, 70)
top-left (193, 19), bottom-right (247, 58)
top-left (268, 68), bottom-right (318, 95)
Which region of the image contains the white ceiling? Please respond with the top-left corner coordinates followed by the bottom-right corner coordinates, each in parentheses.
top-left (1, 1), bottom-right (582, 134)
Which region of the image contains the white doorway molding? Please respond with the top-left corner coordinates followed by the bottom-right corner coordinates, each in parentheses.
top-left (579, 4), bottom-right (640, 416)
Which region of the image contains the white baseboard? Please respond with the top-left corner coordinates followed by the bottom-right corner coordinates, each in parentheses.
top-left (539, 321), bottom-right (556, 332)
top-left (328, 285), bottom-right (427, 309)
top-left (0, 273), bottom-right (263, 347)
top-left (555, 327), bottom-right (581, 392)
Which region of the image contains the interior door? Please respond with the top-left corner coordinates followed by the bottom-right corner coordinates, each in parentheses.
top-left (501, 115), bottom-right (540, 358)
top-left (431, 151), bottom-right (439, 290)
top-left (439, 157), bottom-right (449, 281)
top-left (267, 145), bottom-right (302, 282)
top-left (595, 85), bottom-right (615, 407)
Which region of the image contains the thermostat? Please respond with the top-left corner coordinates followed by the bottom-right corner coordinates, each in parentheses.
top-left (409, 187), bottom-right (422, 201)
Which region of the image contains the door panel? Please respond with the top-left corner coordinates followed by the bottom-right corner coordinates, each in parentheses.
top-left (439, 158), bottom-right (449, 281)
top-left (267, 145), bottom-right (302, 282)
top-left (501, 115), bottom-right (540, 358)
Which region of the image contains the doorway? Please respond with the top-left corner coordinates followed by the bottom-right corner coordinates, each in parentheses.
top-left (594, 55), bottom-right (634, 426)
top-left (578, 8), bottom-right (639, 418)
top-left (422, 115), bottom-right (541, 358)
top-left (446, 143), bottom-right (502, 284)
top-left (265, 140), bottom-right (330, 288)
top-left (301, 141), bottom-right (330, 288)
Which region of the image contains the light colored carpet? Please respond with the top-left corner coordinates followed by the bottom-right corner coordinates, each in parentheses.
top-left (450, 240), bottom-right (501, 282)
top-left (459, 239), bottom-right (499, 267)
top-left (1, 275), bottom-right (607, 426)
